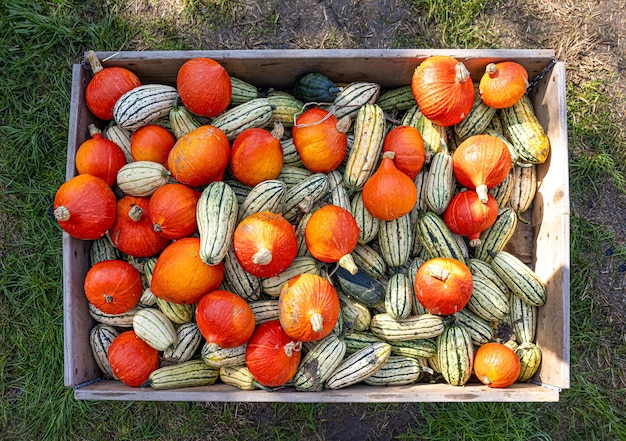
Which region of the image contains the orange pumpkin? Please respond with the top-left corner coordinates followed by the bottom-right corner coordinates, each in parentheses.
top-left (411, 55), bottom-right (475, 126)
top-left (84, 259), bottom-right (143, 314)
top-left (233, 211), bottom-right (298, 278)
top-left (75, 124), bottom-right (127, 186)
top-left (443, 190), bottom-right (499, 247)
top-left (304, 204), bottom-right (360, 274)
top-left (176, 57), bottom-right (232, 118)
top-left (479, 61), bottom-right (529, 109)
top-left (452, 134), bottom-right (512, 203)
top-left (130, 124), bottom-right (176, 165)
top-left (109, 195), bottom-right (170, 258)
top-left (53, 174), bottom-right (117, 240)
top-left (230, 124), bottom-right (284, 187)
top-left (245, 319), bottom-right (302, 387)
top-left (148, 183), bottom-right (201, 240)
top-left (150, 237), bottom-right (224, 304)
top-left (278, 273), bottom-right (340, 342)
top-left (84, 50), bottom-right (141, 121)
top-left (382, 125), bottom-right (425, 180)
top-left (474, 342), bottom-right (522, 388)
top-left (167, 125), bottom-right (230, 188)
top-left (107, 330), bottom-right (160, 387)
top-left (414, 257), bottom-right (473, 315)
top-left (195, 289), bottom-right (256, 349)
top-left (361, 152), bottom-right (417, 221)
top-left (291, 107), bottom-right (348, 173)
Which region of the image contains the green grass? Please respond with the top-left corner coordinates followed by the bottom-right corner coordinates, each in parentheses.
top-left (1, 0), bottom-right (626, 440)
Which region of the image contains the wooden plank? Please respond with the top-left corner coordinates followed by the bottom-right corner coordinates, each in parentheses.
top-left (93, 49), bottom-right (555, 89)
top-left (529, 61), bottom-right (570, 391)
top-left (75, 380), bottom-right (559, 403)
top-left (63, 65), bottom-right (100, 387)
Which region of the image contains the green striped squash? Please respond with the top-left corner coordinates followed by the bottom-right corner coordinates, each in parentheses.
top-left (116, 161), bottom-right (170, 197)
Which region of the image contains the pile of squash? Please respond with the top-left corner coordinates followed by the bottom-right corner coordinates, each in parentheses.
top-left (55, 51), bottom-right (550, 391)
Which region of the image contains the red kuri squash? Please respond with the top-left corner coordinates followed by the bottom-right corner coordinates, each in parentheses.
top-left (148, 183), bottom-right (201, 240)
top-left (176, 57), bottom-right (232, 118)
top-left (278, 273), bottom-right (340, 342)
top-left (479, 61), bottom-right (529, 109)
top-left (443, 190), bottom-right (499, 247)
top-left (195, 289), bottom-right (256, 349)
top-left (150, 237), bottom-right (224, 304)
top-left (109, 195), bottom-right (170, 258)
top-left (245, 319), bottom-right (302, 387)
top-left (85, 50), bottom-right (141, 121)
top-left (361, 151), bottom-right (417, 221)
top-left (411, 55), bottom-right (475, 126)
top-left (304, 204), bottom-right (360, 274)
top-left (53, 174), bottom-right (117, 241)
top-left (84, 259), bottom-right (143, 314)
top-left (75, 124), bottom-right (127, 186)
top-left (107, 330), bottom-right (160, 387)
top-left (382, 125), bottom-right (425, 180)
top-left (130, 124), bottom-right (176, 166)
top-left (474, 342), bottom-right (522, 388)
top-left (414, 257), bottom-right (473, 315)
top-left (230, 124), bottom-right (284, 187)
top-left (452, 134), bottom-right (512, 203)
top-left (233, 211), bottom-right (298, 278)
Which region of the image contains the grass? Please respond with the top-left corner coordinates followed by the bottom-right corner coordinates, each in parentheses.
top-left (1, 0), bottom-right (626, 440)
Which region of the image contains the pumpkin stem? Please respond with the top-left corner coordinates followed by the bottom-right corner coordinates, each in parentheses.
top-left (455, 61), bottom-right (471, 84)
top-left (428, 265), bottom-right (450, 282)
top-left (481, 376), bottom-right (492, 385)
top-left (54, 206), bottom-right (71, 222)
top-left (251, 248), bottom-right (273, 265)
top-left (88, 123), bottom-right (102, 137)
top-left (283, 340), bottom-right (302, 357)
top-left (476, 184), bottom-right (489, 204)
top-left (128, 204), bottom-right (143, 222)
top-left (469, 238), bottom-right (482, 248)
top-left (153, 223), bottom-right (162, 233)
top-left (338, 253), bottom-right (358, 275)
top-left (298, 196), bottom-right (314, 214)
top-left (271, 121), bottom-right (284, 140)
top-left (310, 313), bottom-right (324, 333)
top-left (382, 151), bottom-right (396, 161)
top-left (104, 294), bottom-right (114, 304)
top-left (86, 50), bottom-right (104, 74)
top-left (336, 115), bottom-right (351, 133)
top-left (486, 63), bottom-right (498, 77)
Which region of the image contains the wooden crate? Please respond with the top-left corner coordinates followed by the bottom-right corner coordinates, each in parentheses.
top-left (64, 49), bottom-right (569, 402)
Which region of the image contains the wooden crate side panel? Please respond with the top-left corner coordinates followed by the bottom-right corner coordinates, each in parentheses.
top-left (93, 49), bottom-right (555, 89)
top-left (64, 64), bottom-right (100, 387)
top-left (530, 61), bottom-right (570, 390)
top-left (75, 380), bottom-right (559, 403)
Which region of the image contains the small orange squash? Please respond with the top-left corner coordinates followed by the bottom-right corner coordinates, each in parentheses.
top-left (479, 61), bottom-right (529, 109)
top-left (474, 342), bottom-right (521, 388)
top-left (411, 55), bottom-right (475, 126)
top-left (278, 273), bottom-right (340, 342)
top-left (150, 237), bottom-right (224, 304)
top-left (176, 57), bottom-right (232, 118)
top-left (84, 259), bottom-right (143, 314)
top-left (443, 190), bottom-right (499, 247)
top-left (195, 289), bottom-right (256, 349)
top-left (245, 319), bottom-right (302, 388)
top-left (304, 204), bottom-right (360, 274)
top-left (414, 257), bottom-right (473, 315)
top-left (107, 330), bottom-right (160, 387)
top-left (130, 124), bottom-right (176, 166)
top-left (167, 125), bottom-right (230, 188)
top-left (148, 183), bottom-right (201, 240)
top-left (84, 50), bottom-right (141, 121)
top-left (75, 124), bottom-right (127, 186)
top-left (230, 124), bottom-right (284, 187)
top-left (233, 211), bottom-right (298, 278)
top-left (452, 134), bottom-right (512, 203)
top-left (382, 125), bottom-right (425, 180)
top-left (109, 195), bottom-right (171, 258)
top-left (53, 174), bottom-right (117, 241)
top-left (292, 107), bottom-right (348, 173)
top-left (361, 151), bottom-right (417, 221)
